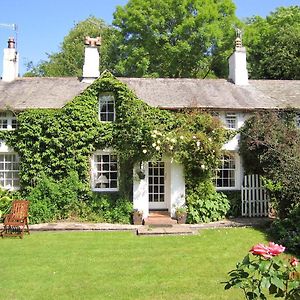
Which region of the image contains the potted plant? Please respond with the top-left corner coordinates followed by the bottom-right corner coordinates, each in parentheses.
top-left (175, 206), bottom-right (187, 224)
top-left (132, 209), bottom-right (143, 225)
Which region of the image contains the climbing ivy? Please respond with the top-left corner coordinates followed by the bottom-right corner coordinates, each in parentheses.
top-left (2, 71), bottom-right (228, 222)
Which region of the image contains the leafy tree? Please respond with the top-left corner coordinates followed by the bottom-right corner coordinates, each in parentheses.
top-left (24, 16), bottom-right (116, 77)
top-left (243, 6), bottom-right (300, 79)
top-left (239, 111), bottom-right (300, 217)
top-left (111, 0), bottom-right (239, 78)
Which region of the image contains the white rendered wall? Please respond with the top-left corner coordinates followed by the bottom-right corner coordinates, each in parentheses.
top-left (133, 162), bottom-right (149, 218)
top-left (133, 158), bottom-right (185, 218)
top-left (228, 48), bottom-right (248, 85)
top-left (82, 47), bottom-right (100, 83)
top-left (2, 48), bottom-right (18, 82)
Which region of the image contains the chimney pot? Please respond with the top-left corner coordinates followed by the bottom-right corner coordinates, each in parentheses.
top-left (8, 37), bottom-right (15, 49)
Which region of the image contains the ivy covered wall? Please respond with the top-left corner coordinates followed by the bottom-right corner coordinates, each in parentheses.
top-left (0, 71), bottom-right (229, 223)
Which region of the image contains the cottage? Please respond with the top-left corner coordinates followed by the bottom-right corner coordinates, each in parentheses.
top-left (0, 36), bottom-right (299, 220)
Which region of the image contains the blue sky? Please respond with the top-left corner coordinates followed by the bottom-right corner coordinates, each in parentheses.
top-left (0, 0), bottom-right (298, 76)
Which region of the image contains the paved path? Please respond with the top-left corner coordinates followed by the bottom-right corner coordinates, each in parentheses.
top-left (0, 217), bottom-right (272, 234)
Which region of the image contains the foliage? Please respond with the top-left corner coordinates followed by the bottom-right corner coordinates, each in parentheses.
top-left (24, 17), bottom-right (116, 77)
top-left (112, 0), bottom-right (239, 78)
top-left (2, 72), bottom-right (227, 223)
top-left (239, 110), bottom-right (300, 217)
top-left (269, 206), bottom-right (300, 257)
top-left (186, 179), bottom-right (230, 223)
top-left (225, 242), bottom-right (300, 299)
top-left (222, 190), bottom-right (241, 217)
top-left (0, 188), bottom-right (20, 221)
top-left (244, 6), bottom-right (300, 79)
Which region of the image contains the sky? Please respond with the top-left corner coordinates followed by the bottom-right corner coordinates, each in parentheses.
top-left (0, 0), bottom-right (298, 76)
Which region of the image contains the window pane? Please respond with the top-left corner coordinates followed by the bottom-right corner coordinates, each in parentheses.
top-left (215, 155), bottom-right (236, 188)
top-left (0, 153), bottom-right (20, 189)
top-left (99, 94), bottom-right (115, 122)
top-left (92, 152), bottom-right (118, 190)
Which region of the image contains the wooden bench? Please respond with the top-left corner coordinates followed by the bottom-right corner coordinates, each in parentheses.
top-left (1, 200), bottom-right (30, 239)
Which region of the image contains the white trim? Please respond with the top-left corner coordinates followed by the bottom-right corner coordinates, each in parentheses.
top-left (98, 94), bottom-right (116, 122)
top-left (91, 149), bottom-right (119, 192)
top-left (216, 152), bottom-right (241, 191)
top-left (0, 111), bottom-right (17, 131)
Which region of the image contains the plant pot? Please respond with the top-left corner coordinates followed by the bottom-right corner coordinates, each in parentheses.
top-left (133, 211), bottom-right (143, 225)
top-left (176, 212), bottom-right (187, 224)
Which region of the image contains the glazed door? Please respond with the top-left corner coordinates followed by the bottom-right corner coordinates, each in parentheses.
top-left (148, 161), bottom-right (167, 209)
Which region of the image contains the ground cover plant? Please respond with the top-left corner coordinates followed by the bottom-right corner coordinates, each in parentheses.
top-left (0, 228), bottom-right (272, 300)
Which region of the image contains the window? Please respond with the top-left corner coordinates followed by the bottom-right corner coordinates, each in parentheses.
top-left (92, 150), bottom-right (118, 191)
top-left (0, 153), bottom-right (20, 190)
top-left (0, 112), bottom-right (17, 130)
top-left (225, 113), bottom-right (237, 129)
top-left (215, 155), bottom-right (236, 188)
top-left (99, 94), bottom-right (115, 122)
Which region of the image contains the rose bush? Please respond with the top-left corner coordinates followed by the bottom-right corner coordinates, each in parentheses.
top-left (224, 242), bottom-right (300, 299)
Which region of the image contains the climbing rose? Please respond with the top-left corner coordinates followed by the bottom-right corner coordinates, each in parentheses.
top-left (268, 242), bottom-right (285, 256)
top-left (290, 257), bottom-right (299, 267)
top-left (250, 243), bottom-right (272, 259)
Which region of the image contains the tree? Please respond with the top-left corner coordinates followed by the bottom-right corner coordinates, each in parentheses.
top-left (24, 16), bottom-right (116, 77)
top-left (243, 6), bottom-right (300, 79)
top-left (239, 111), bottom-right (300, 217)
top-left (111, 0), bottom-right (239, 78)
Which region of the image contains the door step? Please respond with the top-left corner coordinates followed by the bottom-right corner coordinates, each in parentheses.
top-left (137, 225), bottom-right (195, 236)
top-left (144, 211), bottom-right (177, 226)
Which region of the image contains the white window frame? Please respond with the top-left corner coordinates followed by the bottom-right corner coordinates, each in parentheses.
top-left (215, 153), bottom-right (240, 190)
top-left (0, 111), bottom-right (17, 130)
top-left (225, 112), bottom-right (237, 130)
top-left (0, 152), bottom-right (20, 190)
top-left (99, 94), bottom-right (116, 122)
top-left (91, 149), bottom-right (119, 192)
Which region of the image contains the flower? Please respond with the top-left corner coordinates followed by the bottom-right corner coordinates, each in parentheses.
top-left (250, 242), bottom-right (285, 259)
top-left (155, 145), bottom-right (160, 151)
top-left (169, 146), bottom-right (174, 151)
top-left (152, 143), bottom-right (156, 147)
top-left (267, 242), bottom-right (285, 256)
top-left (290, 257), bottom-right (299, 267)
top-left (196, 141), bottom-right (201, 148)
top-left (250, 243), bottom-right (273, 259)
top-left (142, 149), bottom-right (147, 154)
top-left (200, 164), bottom-right (205, 170)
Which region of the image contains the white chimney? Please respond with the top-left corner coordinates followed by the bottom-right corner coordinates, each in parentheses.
top-left (228, 37), bottom-right (248, 85)
top-left (2, 37), bottom-right (19, 82)
top-left (82, 36), bottom-right (101, 83)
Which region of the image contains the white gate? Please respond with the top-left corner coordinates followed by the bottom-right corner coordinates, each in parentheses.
top-left (242, 175), bottom-right (269, 217)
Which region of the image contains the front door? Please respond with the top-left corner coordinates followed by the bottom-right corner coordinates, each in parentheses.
top-left (148, 161), bottom-right (167, 209)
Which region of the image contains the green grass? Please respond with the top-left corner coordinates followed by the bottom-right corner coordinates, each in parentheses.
top-left (0, 228), bottom-right (269, 300)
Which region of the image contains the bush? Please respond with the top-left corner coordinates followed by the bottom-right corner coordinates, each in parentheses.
top-left (88, 194), bottom-right (133, 224)
top-left (222, 190), bottom-right (241, 217)
top-left (269, 206), bottom-right (300, 256)
top-left (0, 189), bottom-right (18, 221)
top-left (186, 180), bottom-right (230, 223)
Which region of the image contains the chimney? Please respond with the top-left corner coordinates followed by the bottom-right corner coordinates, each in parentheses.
top-left (2, 37), bottom-right (19, 82)
top-left (228, 34), bottom-right (248, 85)
top-left (82, 36), bottom-right (101, 83)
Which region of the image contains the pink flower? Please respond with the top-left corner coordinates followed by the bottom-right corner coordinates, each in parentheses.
top-left (250, 244), bottom-right (273, 259)
top-left (268, 242), bottom-right (285, 256)
top-left (290, 257), bottom-right (299, 267)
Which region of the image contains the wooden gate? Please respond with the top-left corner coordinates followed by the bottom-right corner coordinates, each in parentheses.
top-left (242, 175), bottom-right (269, 217)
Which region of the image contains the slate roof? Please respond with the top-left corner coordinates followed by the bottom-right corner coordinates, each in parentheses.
top-left (0, 76), bottom-right (299, 111)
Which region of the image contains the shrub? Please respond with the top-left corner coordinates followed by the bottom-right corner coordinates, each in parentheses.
top-left (269, 206), bottom-right (300, 256)
top-left (0, 188), bottom-right (19, 221)
top-left (222, 190), bottom-right (241, 217)
top-left (186, 180), bottom-right (230, 223)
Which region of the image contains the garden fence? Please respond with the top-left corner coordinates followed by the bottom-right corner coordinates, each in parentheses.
top-left (241, 174), bottom-right (269, 217)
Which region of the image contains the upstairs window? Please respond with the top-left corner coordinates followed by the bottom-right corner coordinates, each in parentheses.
top-left (225, 113), bottom-right (237, 129)
top-left (0, 153), bottom-right (20, 190)
top-left (215, 155), bottom-right (236, 188)
top-left (0, 112), bottom-right (17, 130)
top-left (92, 150), bottom-right (118, 192)
top-left (99, 94), bottom-right (115, 122)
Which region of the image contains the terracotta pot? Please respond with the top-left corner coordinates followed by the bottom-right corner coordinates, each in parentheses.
top-left (176, 212), bottom-right (187, 224)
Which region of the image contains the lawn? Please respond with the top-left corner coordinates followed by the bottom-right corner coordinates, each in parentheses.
top-left (0, 227), bottom-right (269, 300)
